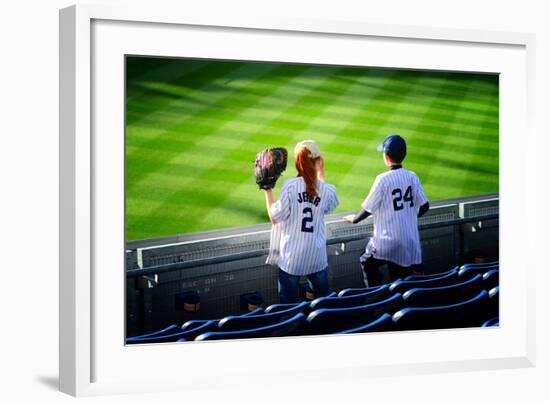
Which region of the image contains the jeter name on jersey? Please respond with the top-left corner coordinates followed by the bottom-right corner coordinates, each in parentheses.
top-left (297, 191), bottom-right (321, 206)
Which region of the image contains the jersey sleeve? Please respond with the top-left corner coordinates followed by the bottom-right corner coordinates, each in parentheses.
top-left (270, 182), bottom-right (292, 222)
top-left (323, 184), bottom-right (340, 214)
top-left (361, 175), bottom-right (384, 213)
top-left (413, 174), bottom-right (428, 208)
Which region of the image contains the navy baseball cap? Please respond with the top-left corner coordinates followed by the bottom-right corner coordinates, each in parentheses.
top-left (377, 134), bottom-right (407, 162)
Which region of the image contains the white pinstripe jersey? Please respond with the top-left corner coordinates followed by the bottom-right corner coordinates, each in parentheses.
top-left (361, 167), bottom-right (428, 267)
top-left (266, 177), bottom-right (339, 275)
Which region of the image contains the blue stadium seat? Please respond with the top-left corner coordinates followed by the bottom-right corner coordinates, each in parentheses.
top-left (482, 317), bottom-right (499, 327)
top-left (392, 290), bottom-right (489, 331)
top-left (128, 324), bottom-right (182, 339)
top-left (241, 307), bottom-right (266, 316)
top-left (482, 270), bottom-right (499, 290)
top-left (265, 302), bottom-right (309, 313)
top-left (195, 313), bottom-right (306, 341)
top-left (461, 261), bottom-right (499, 268)
top-left (488, 286), bottom-right (499, 317)
top-left (181, 319), bottom-right (217, 331)
top-left (338, 285), bottom-right (383, 297)
top-left (458, 264), bottom-right (499, 280)
top-left (403, 266), bottom-right (458, 281)
top-left (306, 293), bottom-right (404, 335)
top-left (180, 308), bottom-right (264, 331)
top-left (310, 285), bottom-right (391, 310)
top-left (218, 302), bottom-right (309, 331)
top-left (264, 293), bottom-right (336, 314)
top-left (127, 320), bottom-right (218, 344)
top-left (402, 274), bottom-right (483, 307)
top-left (389, 270), bottom-right (460, 293)
top-left (336, 313), bottom-right (394, 334)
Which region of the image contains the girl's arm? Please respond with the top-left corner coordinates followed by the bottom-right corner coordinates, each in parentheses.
top-left (264, 189), bottom-right (277, 224)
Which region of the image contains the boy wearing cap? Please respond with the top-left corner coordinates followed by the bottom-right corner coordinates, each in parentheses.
top-left (344, 134), bottom-right (430, 287)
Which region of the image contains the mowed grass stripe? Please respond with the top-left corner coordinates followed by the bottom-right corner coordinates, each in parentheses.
top-left (125, 59), bottom-right (499, 239)
top-left (126, 64), bottom-right (347, 161)
top-left (127, 70), bottom-right (398, 188)
top-left (130, 70), bottom-right (500, 147)
top-left (126, 66), bottom-right (383, 179)
top-left (126, 60), bottom-right (246, 125)
top-left (459, 85), bottom-right (499, 195)
top-left (199, 69), bottom-right (400, 227)
top-left (126, 63), bottom-right (303, 191)
top-left (126, 62), bottom-right (282, 152)
top-left (132, 67), bottom-right (380, 231)
top-left (332, 72), bottom-right (451, 208)
top-left (129, 66), bottom-right (367, 234)
top-left (404, 79), bottom-right (498, 199)
top-left (126, 65), bottom-right (340, 193)
top-left (127, 66), bottom-right (344, 235)
top-left (126, 58), bottom-right (208, 101)
top-left (401, 78), bottom-right (483, 195)
top-left (126, 63), bottom-right (313, 209)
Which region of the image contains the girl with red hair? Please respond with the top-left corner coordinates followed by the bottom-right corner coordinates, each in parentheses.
top-left (263, 140), bottom-right (339, 303)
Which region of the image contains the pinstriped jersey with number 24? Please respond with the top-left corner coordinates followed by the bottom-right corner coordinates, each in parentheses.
top-left (362, 168), bottom-right (428, 267)
top-left (266, 177), bottom-right (339, 275)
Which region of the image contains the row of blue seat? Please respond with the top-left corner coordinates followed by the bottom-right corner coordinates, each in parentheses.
top-left (128, 285), bottom-right (499, 343)
top-left (187, 286), bottom-right (499, 341)
top-left (127, 262), bottom-right (499, 344)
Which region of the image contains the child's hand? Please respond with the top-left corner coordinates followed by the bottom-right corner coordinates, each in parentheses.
top-left (343, 214), bottom-right (355, 223)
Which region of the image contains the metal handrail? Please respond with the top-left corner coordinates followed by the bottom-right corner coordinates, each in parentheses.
top-left (126, 213), bottom-right (498, 278)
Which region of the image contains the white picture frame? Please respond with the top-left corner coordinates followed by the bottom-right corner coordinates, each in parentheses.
top-left (59, 4), bottom-right (536, 397)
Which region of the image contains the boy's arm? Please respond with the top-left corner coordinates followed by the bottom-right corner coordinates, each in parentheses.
top-left (418, 201), bottom-right (430, 218)
top-left (343, 209), bottom-right (371, 224)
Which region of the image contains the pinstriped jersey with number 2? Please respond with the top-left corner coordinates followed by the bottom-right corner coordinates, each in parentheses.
top-left (266, 177), bottom-right (339, 275)
top-left (361, 168), bottom-right (428, 267)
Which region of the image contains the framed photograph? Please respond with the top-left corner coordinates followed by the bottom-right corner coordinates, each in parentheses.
top-left (59, 4), bottom-right (536, 397)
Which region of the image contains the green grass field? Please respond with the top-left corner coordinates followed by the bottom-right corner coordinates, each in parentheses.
top-left (126, 57), bottom-right (498, 241)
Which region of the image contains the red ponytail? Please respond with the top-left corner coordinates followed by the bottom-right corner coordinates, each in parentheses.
top-left (295, 147), bottom-right (319, 199)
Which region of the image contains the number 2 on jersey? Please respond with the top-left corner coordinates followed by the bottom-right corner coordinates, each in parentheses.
top-left (392, 186), bottom-right (414, 211)
top-left (301, 207), bottom-right (314, 233)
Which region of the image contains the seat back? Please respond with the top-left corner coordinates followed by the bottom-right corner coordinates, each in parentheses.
top-left (487, 286), bottom-right (499, 317)
top-left (306, 293), bottom-right (404, 335)
top-left (402, 274), bottom-right (483, 307)
top-left (461, 261), bottom-right (499, 268)
top-left (310, 285), bottom-right (390, 310)
top-left (458, 265), bottom-right (499, 280)
top-left (337, 313), bottom-right (393, 334)
top-left (195, 313), bottom-right (306, 341)
top-left (128, 324), bottom-right (181, 340)
top-left (265, 302), bottom-right (309, 314)
top-left (338, 285), bottom-right (384, 297)
top-left (127, 320), bottom-right (218, 344)
top-left (180, 307), bottom-right (264, 331)
top-left (482, 270), bottom-right (499, 290)
top-left (392, 290), bottom-right (489, 331)
top-left (218, 302), bottom-right (309, 331)
top-left (403, 266), bottom-right (458, 281)
top-left (390, 271), bottom-right (460, 293)
top-left (482, 317), bottom-right (499, 327)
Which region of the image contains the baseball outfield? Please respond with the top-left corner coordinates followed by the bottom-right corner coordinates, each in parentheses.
top-left (126, 57), bottom-right (498, 241)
